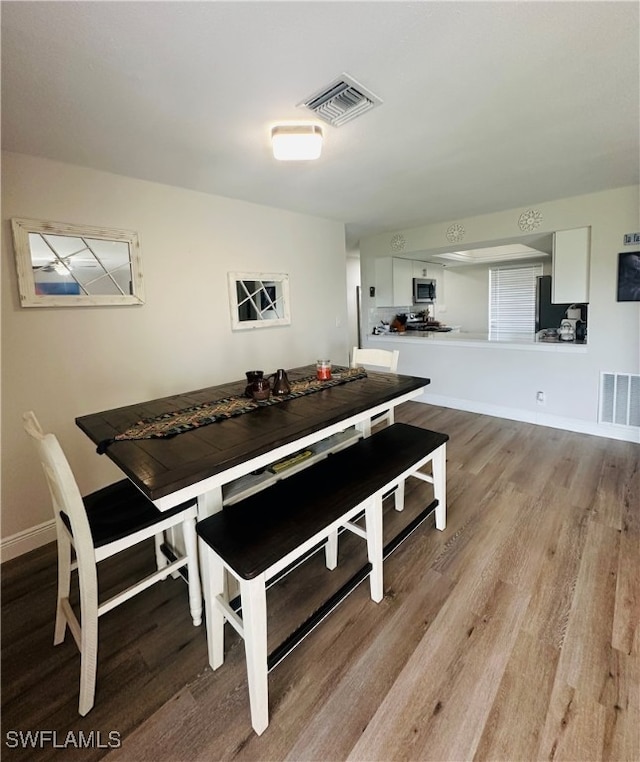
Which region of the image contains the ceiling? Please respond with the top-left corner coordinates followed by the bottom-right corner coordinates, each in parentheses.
top-left (2, 1), bottom-right (639, 252)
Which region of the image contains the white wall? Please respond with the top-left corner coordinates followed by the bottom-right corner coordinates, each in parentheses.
top-left (440, 264), bottom-right (490, 333)
top-left (1, 151), bottom-right (348, 554)
top-left (360, 186), bottom-right (640, 439)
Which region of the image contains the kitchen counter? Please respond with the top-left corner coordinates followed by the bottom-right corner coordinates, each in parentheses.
top-left (370, 331), bottom-right (588, 353)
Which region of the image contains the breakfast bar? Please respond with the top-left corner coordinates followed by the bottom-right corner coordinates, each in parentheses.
top-left (367, 331), bottom-right (589, 352)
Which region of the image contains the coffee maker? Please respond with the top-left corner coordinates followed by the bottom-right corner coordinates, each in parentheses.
top-left (565, 305), bottom-right (581, 331)
top-left (565, 305), bottom-right (587, 342)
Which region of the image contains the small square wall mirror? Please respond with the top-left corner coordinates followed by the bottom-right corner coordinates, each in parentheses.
top-left (11, 218), bottom-right (145, 307)
top-left (228, 272), bottom-right (291, 330)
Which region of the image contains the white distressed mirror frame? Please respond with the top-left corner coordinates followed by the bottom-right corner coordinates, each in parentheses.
top-left (228, 271), bottom-right (291, 330)
top-left (11, 218), bottom-right (145, 307)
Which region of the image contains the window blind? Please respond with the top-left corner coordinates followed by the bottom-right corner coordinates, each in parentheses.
top-left (489, 264), bottom-right (543, 339)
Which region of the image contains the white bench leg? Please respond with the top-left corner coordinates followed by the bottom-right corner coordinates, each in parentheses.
top-left (393, 480), bottom-right (405, 511)
top-left (365, 496), bottom-right (384, 603)
top-left (324, 531), bottom-right (338, 570)
top-left (198, 489), bottom-right (225, 666)
top-left (240, 576), bottom-right (269, 735)
top-left (202, 541), bottom-right (226, 670)
top-left (432, 444), bottom-right (447, 530)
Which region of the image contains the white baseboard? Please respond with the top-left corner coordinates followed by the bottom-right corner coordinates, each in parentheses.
top-left (416, 392), bottom-right (640, 443)
top-left (1, 519), bottom-right (56, 563)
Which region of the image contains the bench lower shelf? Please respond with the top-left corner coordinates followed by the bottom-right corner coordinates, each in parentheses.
top-left (224, 497), bottom-right (439, 672)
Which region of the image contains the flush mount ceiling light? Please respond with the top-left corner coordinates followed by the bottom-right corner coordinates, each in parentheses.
top-left (271, 125), bottom-right (323, 161)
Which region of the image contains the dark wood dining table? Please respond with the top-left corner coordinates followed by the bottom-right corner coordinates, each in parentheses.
top-left (76, 364), bottom-right (430, 517)
top-left (76, 364), bottom-right (430, 659)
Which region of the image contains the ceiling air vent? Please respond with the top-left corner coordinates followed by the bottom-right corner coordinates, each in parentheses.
top-left (298, 74), bottom-right (382, 127)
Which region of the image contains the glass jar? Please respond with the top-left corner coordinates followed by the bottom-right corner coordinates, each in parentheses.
top-left (316, 360), bottom-right (332, 380)
top-left (245, 370), bottom-right (264, 397)
top-left (249, 377), bottom-right (271, 401)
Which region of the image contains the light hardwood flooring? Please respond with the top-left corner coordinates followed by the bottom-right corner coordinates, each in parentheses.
top-left (2, 403), bottom-right (638, 761)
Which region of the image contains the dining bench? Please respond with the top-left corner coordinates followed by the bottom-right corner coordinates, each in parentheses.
top-left (196, 422), bottom-right (449, 735)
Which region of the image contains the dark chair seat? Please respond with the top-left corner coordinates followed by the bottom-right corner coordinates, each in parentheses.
top-left (60, 479), bottom-right (197, 548)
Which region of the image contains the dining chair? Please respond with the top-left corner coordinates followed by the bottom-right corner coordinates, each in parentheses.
top-left (351, 346), bottom-right (399, 372)
top-left (23, 411), bottom-right (202, 716)
top-left (351, 346), bottom-right (400, 428)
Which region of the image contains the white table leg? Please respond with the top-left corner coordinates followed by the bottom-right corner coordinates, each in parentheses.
top-left (197, 488), bottom-right (225, 666)
top-left (154, 533), bottom-right (169, 572)
top-left (183, 516), bottom-right (202, 626)
top-left (356, 418), bottom-right (372, 438)
top-left (197, 487), bottom-right (224, 520)
top-left (240, 575), bottom-right (269, 735)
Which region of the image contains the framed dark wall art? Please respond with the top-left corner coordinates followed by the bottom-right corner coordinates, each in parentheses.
top-left (617, 251), bottom-right (640, 301)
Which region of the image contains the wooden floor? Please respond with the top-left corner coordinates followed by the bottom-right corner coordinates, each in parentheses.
top-left (2, 404), bottom-right (638, 761)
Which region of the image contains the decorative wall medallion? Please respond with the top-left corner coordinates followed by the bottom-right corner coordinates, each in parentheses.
top-left (518, 209), bottom-right (543, 232)
top-left (446, 223), bottom-right (465, 243)
top-left (390, 233), bottom-right (406, 252)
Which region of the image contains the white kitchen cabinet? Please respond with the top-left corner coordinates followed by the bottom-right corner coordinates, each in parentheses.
top-left (375, 257), bottom-right (413, 306)
top-left (412, 261), bottom-right (429, 279)
top-left (412, 261), bottom-right (443, 279)
top-left (426, 262), bottom-right (445, 302)
top-left (552, 227), bottom-right (590, 303)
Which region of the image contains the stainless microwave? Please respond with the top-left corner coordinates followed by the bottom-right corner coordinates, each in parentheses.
top-left (413, 278), bottom-right (436, 303)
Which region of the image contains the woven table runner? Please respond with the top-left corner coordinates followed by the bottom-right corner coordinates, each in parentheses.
top-left (96, 366), bottom-right (367, 453)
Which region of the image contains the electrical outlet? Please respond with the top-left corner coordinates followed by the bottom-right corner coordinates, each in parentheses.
top-left (536, 391), bottom-right (546, 405)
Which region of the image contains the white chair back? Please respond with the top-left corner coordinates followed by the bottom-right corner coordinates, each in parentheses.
top-left (351, 347), bottom-right (399, 373)
top-left (23, 411), bottom-right (95, 559)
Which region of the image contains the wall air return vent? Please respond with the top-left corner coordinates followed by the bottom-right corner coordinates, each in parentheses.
top-left (298, 74), bottom-right (382, 127)
top-left (599, 372), bottom-right (640, 427)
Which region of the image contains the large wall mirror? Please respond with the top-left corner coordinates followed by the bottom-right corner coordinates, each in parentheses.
top-left (11, 218), bottom-right (145, 307)
top-left (228, 272), bottom-right (291, 330)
